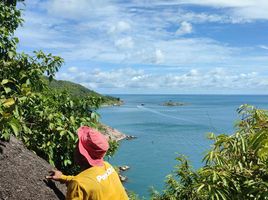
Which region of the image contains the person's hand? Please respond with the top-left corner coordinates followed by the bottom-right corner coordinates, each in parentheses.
top-left (46, 170), bottom-right (63, 181)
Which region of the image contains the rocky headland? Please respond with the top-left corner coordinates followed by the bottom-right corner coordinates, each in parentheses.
top-left (100, 124), bottom-right (127, 141)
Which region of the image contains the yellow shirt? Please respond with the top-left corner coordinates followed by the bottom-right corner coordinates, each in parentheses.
top-left (59, 162), bottom-right (129, 200)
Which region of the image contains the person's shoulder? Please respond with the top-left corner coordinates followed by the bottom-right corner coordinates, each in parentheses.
top-left (103, 161), bottom-right (112, 167)
top-left (75, 168), bottom-right (97, 179)
top-left (74, 162), bottom-right (114, 180)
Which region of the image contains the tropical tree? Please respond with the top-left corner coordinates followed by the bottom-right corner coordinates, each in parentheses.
top-left (0, 0), bottom-right (118, 174)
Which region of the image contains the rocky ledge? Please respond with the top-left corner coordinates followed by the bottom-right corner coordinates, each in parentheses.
top-left (118, 165), bottom-right (130, 182)
top-left (100, 124), bottom-right (127, 141)
top-left (100, 125), bottom-right (137, 141)
top-left (119, 165), bottom-right (130, 171)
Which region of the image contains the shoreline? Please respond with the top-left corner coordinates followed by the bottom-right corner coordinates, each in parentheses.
top-left (100, 124), bottom-right (126, 141)
top-left (101, 100), bottom-right (124, 108)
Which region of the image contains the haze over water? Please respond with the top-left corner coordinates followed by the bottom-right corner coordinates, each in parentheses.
top-left (99, 95), bottom-right (268, 198)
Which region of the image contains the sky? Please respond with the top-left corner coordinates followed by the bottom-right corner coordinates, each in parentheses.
top-left (16, 0), bottom-right (268, 94)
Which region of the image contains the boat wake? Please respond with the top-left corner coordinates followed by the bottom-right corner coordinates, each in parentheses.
top-left (136, 105), bottom-right (200, 125)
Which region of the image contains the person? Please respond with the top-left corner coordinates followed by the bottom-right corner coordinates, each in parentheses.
top-left (46, 126), bottom-right (129, 200)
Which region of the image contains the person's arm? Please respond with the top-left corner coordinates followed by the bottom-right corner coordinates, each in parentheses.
top-left (59, 174), bottom-right (75, 183)
top-left (46, 170), bottom-right (74, 184)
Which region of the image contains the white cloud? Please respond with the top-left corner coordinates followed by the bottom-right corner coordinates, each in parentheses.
top-left (154, 38), bottom-right (235, 66)
top-left (175, 10), bottom-right (250, 24)
top-left (109, 21), bottom-right (131, 33)
top-left (15, 11), bottom-right (73, 49)
top-left (115, 37), bottom-right (134, 49)
top-left (259, 45), bottom-right (268, 50)
top-left (57, 68), bottom-right (148, 89)
top-left (46, 0), bottom-right (118, 20)
top-left (161, 68), bottom-right (261, 89)
top-left (17, 0), bottom-right (268, 67)
top-left (176, 21), bottom-right (193, 35)
top-left (56, 67), bottom-right (268, 94)
top-left (155, 49), bottom-right (165, 64)
top-left (187, 69), bottom-right (199, 76)
top-left (67, 67), bottom-right (78, 73)
top-left (16, 0), bottom-right (268, 94)
top-left (153, 0), bottom-right (268, 20)
top-left (148, 0), bottom-right (255, 9)
top-left (177, 0), bottom-right (254, 8)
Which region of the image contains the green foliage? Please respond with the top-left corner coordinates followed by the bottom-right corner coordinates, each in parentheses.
top-left (0, 0), bottom-right (119, 174)
top-left (152, 105), bottom-right (268, 200)
top-left (45, 78), bottom-right (122, 106)
top-left (128, 190), bottom-right (144, 200)
top-left (105, 139), bottom-right (120, 159)
top-left (0, 0), bottom-right (23, 60)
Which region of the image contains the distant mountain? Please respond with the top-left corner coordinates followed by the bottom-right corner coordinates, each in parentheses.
top-left (45, 78), bottom-right (122, 106)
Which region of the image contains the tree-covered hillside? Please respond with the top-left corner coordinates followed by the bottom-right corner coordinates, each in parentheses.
top-left (45, 78), bottom-right (122, 106)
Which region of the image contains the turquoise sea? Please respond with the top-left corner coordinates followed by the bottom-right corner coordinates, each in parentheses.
top-left (99, 95), bottom-right (268, 198)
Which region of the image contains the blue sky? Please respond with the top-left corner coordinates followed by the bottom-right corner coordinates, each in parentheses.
top-left (16, 0), bottom-right (268, 94)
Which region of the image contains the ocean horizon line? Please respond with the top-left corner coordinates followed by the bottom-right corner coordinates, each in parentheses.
top-left (104, 93), bottom-right (268, 96)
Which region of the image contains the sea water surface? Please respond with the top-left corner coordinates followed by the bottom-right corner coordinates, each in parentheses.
top-left (99, 95), bottom-right (268, 198)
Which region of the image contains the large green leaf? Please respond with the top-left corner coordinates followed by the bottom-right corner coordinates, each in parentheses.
top-left (8, 118), bottom-right (21, 136)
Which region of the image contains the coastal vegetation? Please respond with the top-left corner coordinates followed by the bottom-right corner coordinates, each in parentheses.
top-left (151, 105), bottom-right (268, 200)
top-left (45, 78), bottom-right (122, 106)
top-left (0, 0), bottom-right (119, 175)
top-left (2, 1), bottom-right (268, 200)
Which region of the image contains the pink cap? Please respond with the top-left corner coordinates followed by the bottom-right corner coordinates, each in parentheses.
top-left (77, 126), bottom-right (109, 166)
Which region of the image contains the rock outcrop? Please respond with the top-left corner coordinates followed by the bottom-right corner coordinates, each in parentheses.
top-left (0, 136), bottom-right (66, 200)
top-left (100, 124), bottom-right (126, 141)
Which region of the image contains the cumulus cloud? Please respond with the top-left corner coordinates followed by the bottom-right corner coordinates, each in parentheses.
top-left (16, 0), bottom-right (268, 67)
top-left (16, 0), bottom-right (268, 94)
top-left (56, 67), bottom-right (267, 93)
top-left (160, 68), bottom-right (260, 90)
top-left (57, 68), bottom-right (149, 89)
top-left (176, 21), bottom-right (193, 35)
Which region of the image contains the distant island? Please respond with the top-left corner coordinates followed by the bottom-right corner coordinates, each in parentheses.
top-left (162, 100), bottom-right (188, 106)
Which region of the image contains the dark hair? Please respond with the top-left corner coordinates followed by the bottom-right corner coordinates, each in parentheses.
top-left (74, 144), bottom-right (91, 170)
